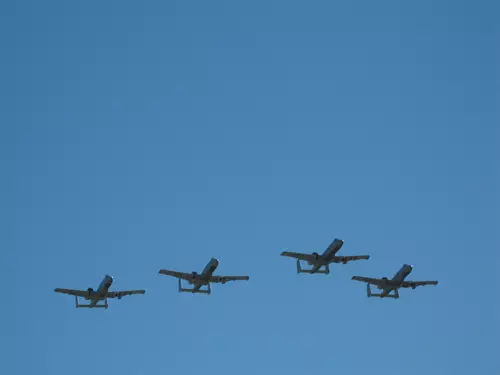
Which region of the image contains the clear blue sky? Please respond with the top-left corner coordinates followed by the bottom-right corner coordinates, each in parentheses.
top-left (2, 1), bottom-right (498, 374)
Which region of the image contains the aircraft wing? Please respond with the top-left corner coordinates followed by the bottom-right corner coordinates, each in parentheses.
top-left (401, 280), bottom-right (439, 288)
top-left (54, 288), bottom-right (89, 297)
top-left (280, 251), bottom-right (317, 262)
top-left (106, 290), bottom-right (146, 298)
top-left (210, 275), bottom-right (250, 284)
top-left (158, 269), bottom-right (192, 280)
top-left (331, 255), bottom-right (370, 264)
top-left (351, 276), bottom-right (383, 286)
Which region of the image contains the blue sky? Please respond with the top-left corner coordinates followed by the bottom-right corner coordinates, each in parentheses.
top-left (2, 1), bottom-right (498, 374)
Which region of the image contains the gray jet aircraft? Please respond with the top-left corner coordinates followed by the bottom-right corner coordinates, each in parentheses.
top-left (352, 264), bottom-right (438, 299)
top-left (281, 238), bottom-right (370, 274)
top-left (54, 275), bottom-right (146, 309)
top-left (159, 258), bottom-right (249, 294)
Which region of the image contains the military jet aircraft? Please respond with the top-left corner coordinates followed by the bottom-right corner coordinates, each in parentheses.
top-left (159, 258), bottom-right (249, 294)
top-left (352, 264), bottom-right (438, 299)
top-left (281, 238), bottom-right (370, 274)
top-left (54, 275), bottom-right (146, 308)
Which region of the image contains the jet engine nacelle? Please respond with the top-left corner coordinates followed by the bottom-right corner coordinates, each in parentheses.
top-left (377, 277), bottom-right (389, 290)
top-left (308, 252), bottom-right (320, 265)
top-left (87, 288), bottom-right (94, 299)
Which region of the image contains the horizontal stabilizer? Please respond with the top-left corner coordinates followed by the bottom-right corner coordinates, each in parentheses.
top-left (296, 259), bottom-right (330, 274)
top-left (75, 296), bottom-right (109, 309)
top-left (178, 279), bottom-right (211, 295)
top-left (367, 284), bottom-right (399, 299)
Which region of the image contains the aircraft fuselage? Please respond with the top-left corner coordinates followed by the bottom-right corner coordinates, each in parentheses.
top-left (86, 275), bottom-right (113, 306)
top-left (308, 239), bottom-right (344, 273)
top-left (377, 264), bottom-right (413, 296)
top-left (189, 258), bottom-right (220, 290)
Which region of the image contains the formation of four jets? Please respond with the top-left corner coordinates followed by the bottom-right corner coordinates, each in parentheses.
top-left (54, 238), bottom-right (438, 308)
